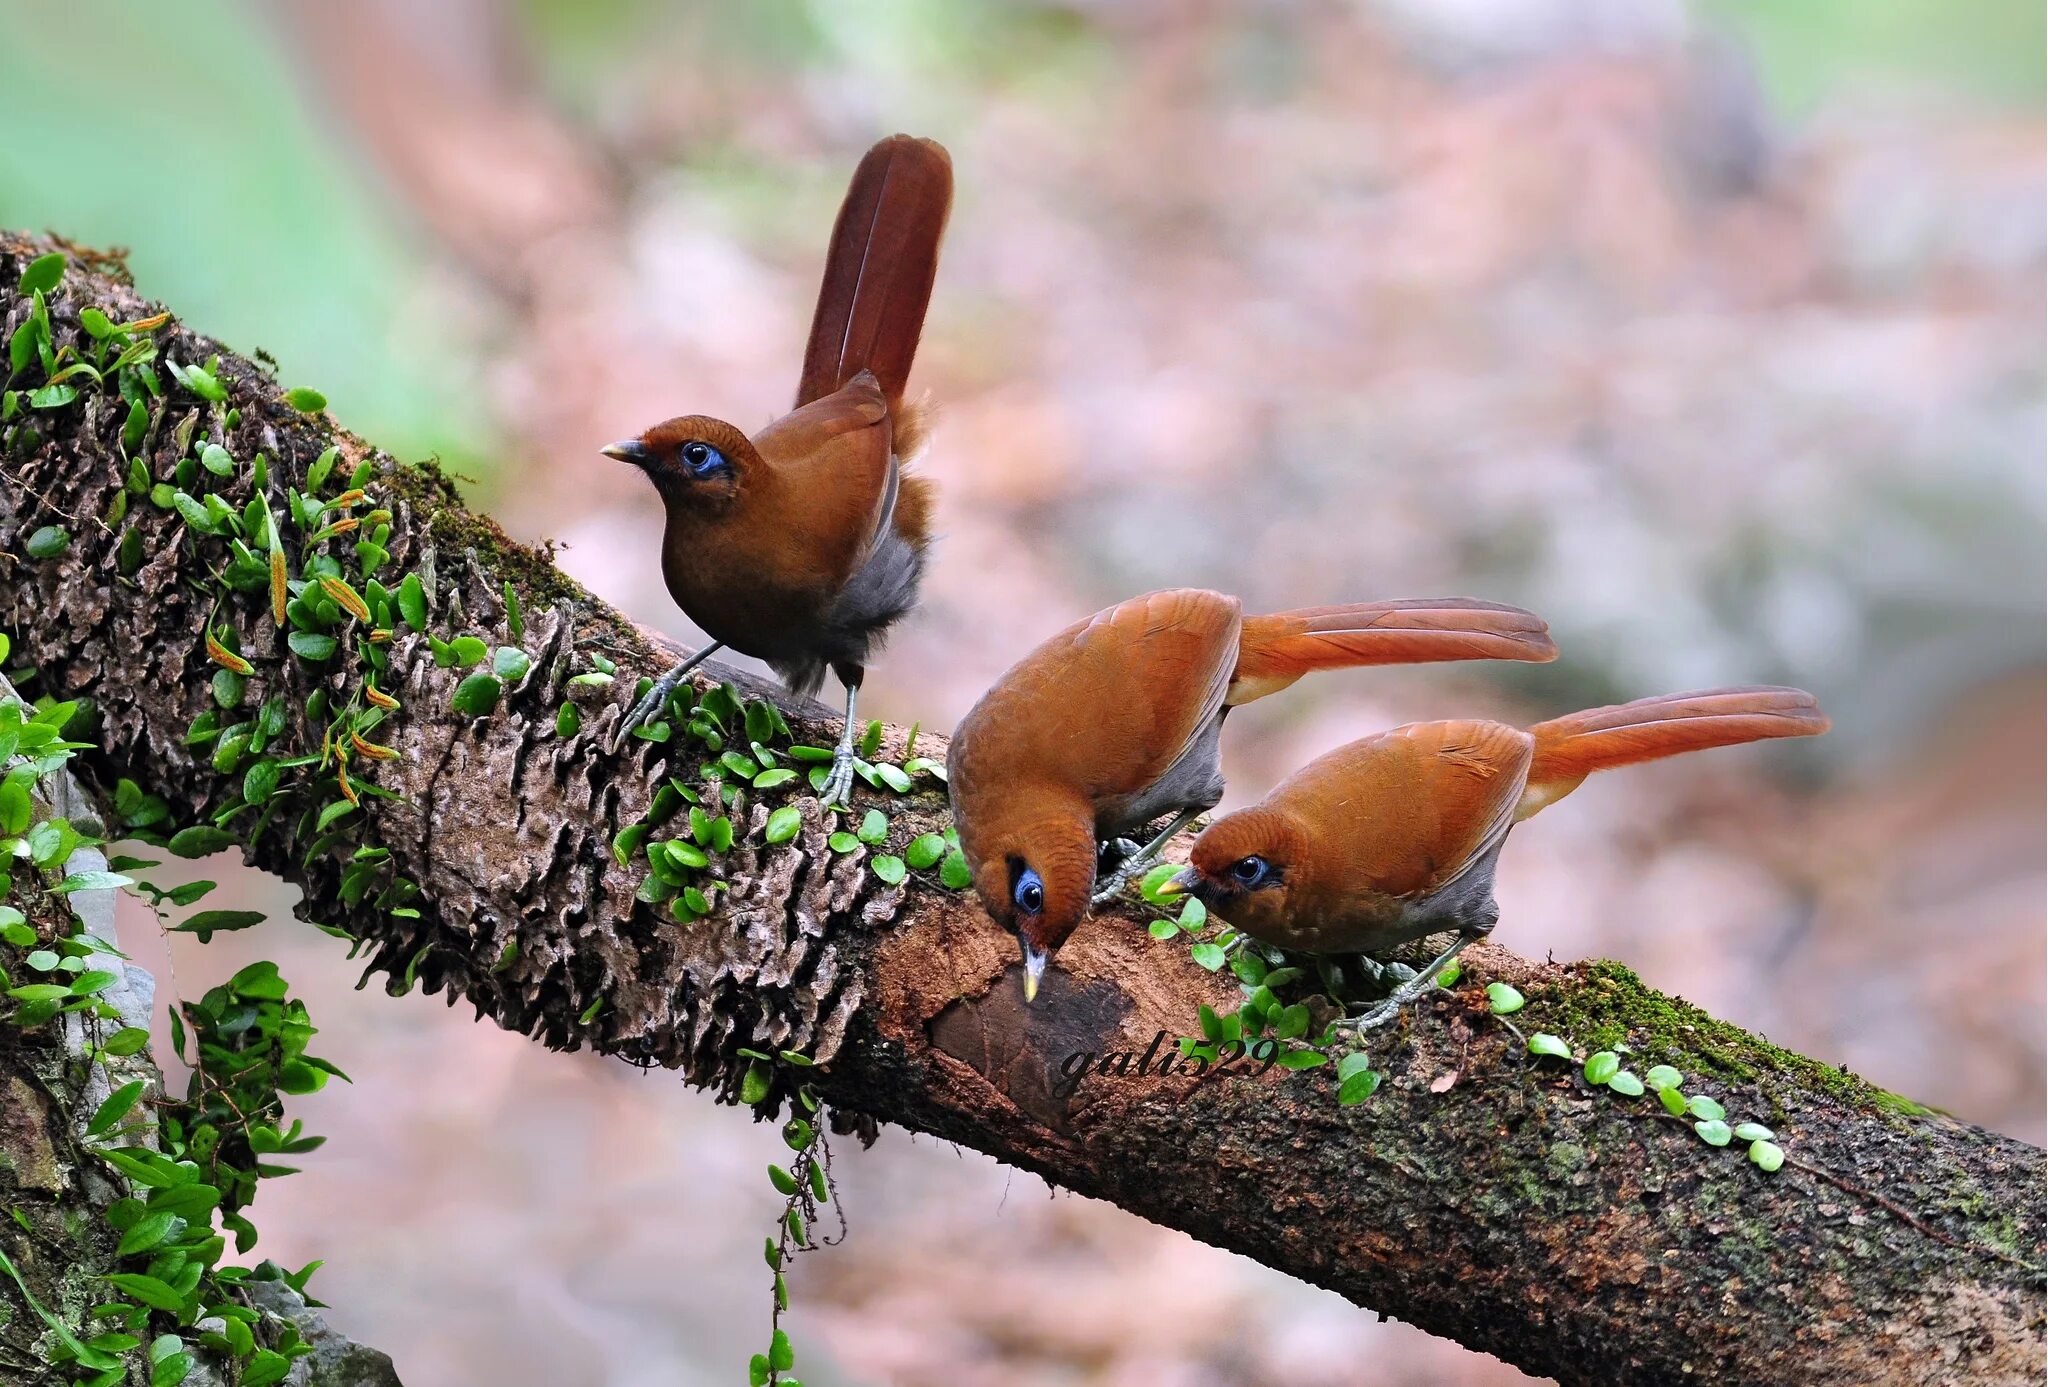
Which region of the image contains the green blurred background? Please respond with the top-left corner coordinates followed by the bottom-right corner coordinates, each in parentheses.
top-left (7, 1), bottom-right (2039, 1383)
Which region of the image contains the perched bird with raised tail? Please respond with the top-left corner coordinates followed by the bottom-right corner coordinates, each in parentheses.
top-left (948, 588), bottom-right (1559, 1000)
top-left (603, 135), bottom-right (952, 805)
top-left (1171, 686), bottom-right (1830, 1028)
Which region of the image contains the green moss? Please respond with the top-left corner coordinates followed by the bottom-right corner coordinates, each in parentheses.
top-left (383, 458), bottom-right (599, 619)
top-left (1533, 961), bottom-right (1928, 1117)
top-left (1543, 1140), bottom-right (1587, 1182)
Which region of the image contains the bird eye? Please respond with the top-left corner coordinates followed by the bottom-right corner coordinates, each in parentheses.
top-left (680, 440), bottom-right (727, 477)
top-left (1013, 867), bottom-right (1045, 916)
top-left (1231, 856), bottom-right (1270, 886)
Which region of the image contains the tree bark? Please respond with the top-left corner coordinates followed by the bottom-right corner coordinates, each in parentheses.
top-left (2, 232), bottom-right (2040, 1386)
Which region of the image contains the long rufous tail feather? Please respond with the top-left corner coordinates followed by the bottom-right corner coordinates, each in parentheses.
top-left (1520, 685), bottom-right (1829, 818)
top-left (1228, 598), bottom-right (1557, 705)
top-left (796, 135), bottom-right (953, 415)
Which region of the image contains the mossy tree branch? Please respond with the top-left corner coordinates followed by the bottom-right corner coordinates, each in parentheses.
top-left (1, 234), bottom-right (2040, 1386)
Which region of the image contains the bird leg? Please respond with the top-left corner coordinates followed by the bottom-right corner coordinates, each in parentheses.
top-left (1090, 808), bottom-right (1204, 907)
top-left (820, 671), bottom-right (863, 808)
top-left (1096, 838), bottom-right (1143, 873)
top-left (609, 642), bottom-right (724, 753)
top-left (1329, 933), bottom-right (1478, 1033)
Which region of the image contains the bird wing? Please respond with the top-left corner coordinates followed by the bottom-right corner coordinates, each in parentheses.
top-left (749, 376), bottom-right (896, 589)
top-left (1071, 589), bottom-right (1240, 796)
top-left (1277, 719), bottom-right (1534, 903)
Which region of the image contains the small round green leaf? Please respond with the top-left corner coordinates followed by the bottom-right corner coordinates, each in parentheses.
top-left (1485, 982), bottom-right (1524, 1015)
top-left (1749, 1139), bottom-right (1785, 1172)
top-left (1606, 1069), bottom-right (1645, 1097)
top-left (1694, 1118), bottom-right (1733, 1147)
top-left (1338, 1068), bottom-right (1381, 1105)
top-left (939, 849), bottom-right (972, 890)
top-left (904, 833), bottom-right (946, 869)
top-left (1732, 1121), bottom-right (1776, 1142)
top-left (19, 252), bottom-right (65, 294)
top-left (1277, 1048), bottom-right (1329, 1070)
top-left (871, 854), bottom-right (906, 885)
top-left (167, 825), bottom-right (237, 858)
top-left (1140, 862), bottom-right (1184, 902)
top-left (1527, 1032), bottom-right (1571, 1059)
top-left (1688, 1094), bottom-right (1726, 1122)
top-left (1189, 942), bottom-right (1226, 971)
top-left (25, 525), bottom-right (70, 559)
top-left (451, 673), bottom-right (503, 716)
top-left (741, 1062), bottom-right (772, 1106)
top-left (397, 573), bottom-right (428, 631)
top-left (285, 387), bottom-right (328, 412)
top-left (1658, 1085), bottom-right (1689, 1117)
top-left (287, 631), bottom-right (338, 662)
top-left (764, 806), bottom-right (803, 844)
top-left (1583, 1051), bottom-right (1621, 1085)
top-left (1644, 1064), bottom-right (1683, 1092)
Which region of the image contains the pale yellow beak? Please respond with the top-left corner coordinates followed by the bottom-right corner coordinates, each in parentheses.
top-left (1021, 941), bottom-right (1048, 1004)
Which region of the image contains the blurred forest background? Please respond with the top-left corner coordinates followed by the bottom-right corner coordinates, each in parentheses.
top-left (4, 0), bottom-right (2040, 1383)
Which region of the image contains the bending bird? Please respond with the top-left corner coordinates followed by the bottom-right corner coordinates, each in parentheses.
top-left (948, 588), bottom-right (1559, 1001)
top-left (1172, 686), bottom-right (1830, 1028)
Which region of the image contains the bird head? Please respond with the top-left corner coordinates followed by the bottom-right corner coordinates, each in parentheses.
top-left (602, 416), bottom-right (757, 507)
top-left (1171, 807), bottom-right (1308, 943)
top-left (961, 806), bottom-right (1097, 1004)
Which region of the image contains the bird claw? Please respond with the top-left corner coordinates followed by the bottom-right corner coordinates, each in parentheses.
top-left (1330, 1001), bottom-right (1402, 1034)
top-left (1089, 865), bottom-right (1137, 908)
top-left (1097, 838), bottom-right (1142, 871)
top-left (608, 676), bottom-right (676, 754)
top-left (820, 745), bottom-right (858, 809)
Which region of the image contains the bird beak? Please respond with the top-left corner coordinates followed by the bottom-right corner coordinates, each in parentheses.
top-left (1021, 940), bottom-right (1048, 1004)
top-left (1162, 866), bottom-right (1201, 898)
top-left (601, 439), bottom-right (650, 465)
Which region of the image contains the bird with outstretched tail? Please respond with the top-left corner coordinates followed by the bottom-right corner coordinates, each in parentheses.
top-left (604, 135), bottom-right (952, 806)
top-left (1171, 686), bottom-right (1830, 1028)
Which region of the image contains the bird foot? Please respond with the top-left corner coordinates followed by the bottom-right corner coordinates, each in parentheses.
top-left (820, 743), bottom-right (858, 809)
top-left (1097, 838), bottom-right (1142, 872)
top-left (1330, 1000), bottom-right (1405, 1034)
top-left (1090, 861), bottom-right (1141, 908)
top-left (608, 672), bottom-right (681, 754)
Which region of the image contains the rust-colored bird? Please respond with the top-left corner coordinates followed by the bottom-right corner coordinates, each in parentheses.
top-left (1171, 686), bottom-right (1830, 1027)
top-left (603, 135), bottom-right (952, 805)
top-left (948, 588), bottom-right (1559, 1000)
